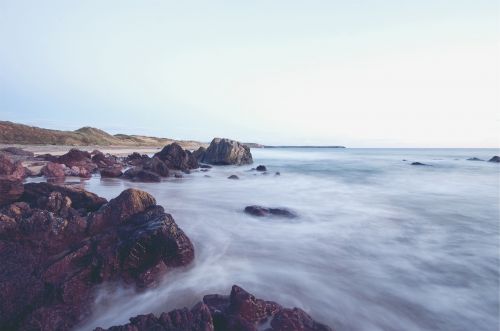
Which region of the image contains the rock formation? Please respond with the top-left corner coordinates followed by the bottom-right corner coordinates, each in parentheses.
top-left (0, 183), bottom-right (194, 330)
top-left (488, 156), bottom-right (499, 163)
top-left (244, 205), bottom-right (297, 218)
top-left (154, 143), bottom-right (199, 171)
top-left (199, 138), bottom-right (253, 165)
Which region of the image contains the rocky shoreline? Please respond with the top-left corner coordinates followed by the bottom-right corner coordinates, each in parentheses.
top-left (0, 138), bottom-right (334, 331)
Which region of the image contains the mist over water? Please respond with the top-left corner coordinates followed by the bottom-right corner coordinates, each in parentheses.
top-left (76, 148), bottom-right (499, 331)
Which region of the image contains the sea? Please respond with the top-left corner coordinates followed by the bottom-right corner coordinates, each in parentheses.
top-left (74, 148), bottom-right (499, 331)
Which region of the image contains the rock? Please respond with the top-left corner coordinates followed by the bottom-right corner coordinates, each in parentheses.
top-left (125, 152), bottom-right (150, 166)
top-left (154, 143), bottom-right (199, 171)
top-left (124, 167), bottom-right (161, 182)
top-left (275, 172), bottom-right (281, 176)
top-left (174, 173), bottom-right (183, 178)
top-left (411, 162), bottom-right (431, 166)
top-left (36, 153), bottom-right (59, 163)
top-left (58, 148), bottom-right (98, 175)
top-left (256, 165), bottom-right (267, 171)
top-left (0, 184), bottom-right (194, 330)
top-left (244, 205), bottom-right (297, 218)
top-left (22, 182), bottom-right (107, 212)
top-left (467, 157), bottom-right (483, 161)
top-left (148, 157), bottom-right (170, 177)
top-left (95, 285), bottom-right (332, 331)
top-left (41, 161), bottom-right (66, 179)
top-left (0, 152), bottom-right (26, 180)
top-left (92, 150), bottom-right (121, 169)
top-left (200, 164), bottom-right (212, 169)
top-left (100, 167), bottom-right (123, 178)
top-left (488, 156), bottom-right (499, 163)
top-left (228, 175), bottom-right (239, 180)
top-left (193, 147), bottom-right (207, 161)
top-left (0, 147), bottom-right (34, 157)
top-left (0, 177), bottom-right (24, 206)
top-left (201, 138), bottom-right (253, 165)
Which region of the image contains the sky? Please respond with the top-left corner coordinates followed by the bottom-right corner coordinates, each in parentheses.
top-left (0, 0), bottom-right (498, 147)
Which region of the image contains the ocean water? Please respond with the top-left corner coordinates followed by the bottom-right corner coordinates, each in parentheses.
top-left (75, 148), bottom-right (499, 331)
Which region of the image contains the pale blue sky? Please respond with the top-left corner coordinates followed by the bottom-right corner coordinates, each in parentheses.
top-left (0, 0), bottom-right (498, 146)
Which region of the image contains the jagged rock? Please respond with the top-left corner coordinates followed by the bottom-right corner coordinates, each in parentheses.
top-left (193, 147), bottom-right (207, 161)
top-left (41, 161), bottom-right (66, 179)
top-left (125, 152), bottom-right (150, 166)
top-left (488, 156), bottom-right (499, 163)
top-left (58, 148), bottom-right (98, 175)
top-left (92, 150), bottom-right (122, 169)
top-left (467, 157), bottom-right (483, 161)
top-left (0, 185), bottom-right (194, 330)
top-left (154, 143), bottom-right (199, 171)
top-left (228, 175), bottom-right (239, 180)
top-left (256, 165), bottom-right (267, 171)
top-left (124, 167), bottom-right (161, 182)
top-left (148, 157), bottom-right (170, 177)
top-left (0, 177), bottom-right (24, 206)
top-left (201, 138), bottom-right (253, 165)
top-left (95, 285), bottom-right (332, 331)
top-left (244, 205), bottom-right (297, 218)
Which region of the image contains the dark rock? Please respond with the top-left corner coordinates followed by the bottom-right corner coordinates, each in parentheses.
top-left (488, 156), bottom-right (499, 163)
top-left (0, 177), bottom-right (24, 206)
top-left (154, 143), bottom-right (199, 171)
top-left (22, 182), bottom-right (107, 212)
top-left (41, 161), bottom-right (66, 179)
top-left (0, 185), bottom-right (194, 330)
top-left (126, 152), bottom-right (150, 166)
top-left (467, 157), bottom-right (483, 161)
top-left (193, 147), bottom-right (207, 162)
top-left (100, 167), bottom-right (123, 178)
top-left (275, 172), bottom-right (281, 176)
top-left (58, 148), bottom-right (98, 175)
top-left (149, 157), bottom-right (169, 177)
top-left (174, 173), bottom-right (183, 178)
top-left (201, 138), bottom-right (253, 165)
top-left (228, 175), bottom-right (239, 180)
top-left (36, 153), bottom-right (59, 163)
top-left (92, 150), bottom-right (121, 169)
top-left (256, 165), bottom-right (267, 171)
top-left (124, 167), bottom-right (161, 182)
top-left (244, 205), bottom-right (297, 218)
top-left (411, 162), bottom-right (431, 166)
top-left (200, 164), bottom-right (212, 169)
top-left (95, 285), bottom-right (332, 331)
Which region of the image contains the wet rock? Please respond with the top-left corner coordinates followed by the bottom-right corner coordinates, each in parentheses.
top-left (244, 205), bottom-right (297, 218)
top-left (174, 173), bottom-right (183, 178)
top-left (411, 162), bottom-right (431, 166)
top-left (0, 177), bottom-right (24, 206)
top-left (467, 157), bottom-right (483, 161)
top-left (95, 285), bottom-right (331, 331)
top-left (201, 138), bottom-right (253, 165)
top-left (36, 153), bottom-right (59, 163)
top-left (193, 146), bottom-right (207, 161)
top-left (275, 172), bottom-right (281, 176)
top-left (100, 167), bottom-right (123, 178)
top-left (200, 164), bottom-right (212, 169)
top-left (148, 157), bottom-right (170, 177)
top-left (125, 152), bottom-right (150, 166)
top-left (124, 167), bottom-right (161, 182)
top-left (0, 185), bottom-right (194, 330)
top-left (41, 161), bottom-right (66, 179)
top-left (488, 156), bottom-right (499, 163)
top-left (0, 152), bottom-right (26, 180)
top-left (228, 175), bottom-right (239, 180)
top-left (256, 165), bottom-right (267, 171)
top-left (58, 148), bottom-right (98, 175)
top-left (92, 150), bottom-right (121, 169)
top-left (154, 143), bottom-right (199, 171)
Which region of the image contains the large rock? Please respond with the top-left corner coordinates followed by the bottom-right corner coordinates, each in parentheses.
top-left (488, 156), bottom-right (499, 163)
top-left (0, 152), bottom-right (26, 180)
top-left (100, 167), bottom-right (123, 178)
top-left (94, 285), bottom-right (332, 331)
top-left (41, 161), bottom-right (66, 179)
top-left (92, 150), bottom-right (122, 169)
top-left (124, 167), bottom-right (161, 182)
top-left (0, 185), bottom-right (194, 330)
top-left (0, 177), bottom-right (23, 206)
top-left (201, 138), bottom-right (253, 165)
top-left (58, 148), bottom-right (98, 176)
top-left (154, 143), bottom-right (199, 171)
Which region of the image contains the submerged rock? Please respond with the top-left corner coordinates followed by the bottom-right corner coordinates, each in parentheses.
top-left (244, 205), bottom-right (297, 218)
top-left (228, 175), bottom-right (239, 180)
top-left (201, 138), bottom-right (253, 165)
top-left (100, 167), bottom-right (123, 178)
top-left (94, 285), bottom-right (332, 331)
top-left (256, 165), bottom-right (267, 171)
top-left (123, 167), bottom-right (161, 182)
top-left (488, 156), bottom-right (499, 163)
top-left (467, 157), bottom-right (483, 161)
top-left (411, 162), bottom-right (431, 166)
top-left (0, 184), bottom-right (194, 330)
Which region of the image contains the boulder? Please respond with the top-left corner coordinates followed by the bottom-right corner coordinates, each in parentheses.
top-left (125, 152), bottom-right (150, 166)
top-left (95, 285), bottom-right (332, 331)
top-left (124, 167), bottom-right (161, 182)
top-left (228, 175), bottom-right (239, 180)
top-left (488, 156), bottom-right (499, 163)
top-left (148, 157), bottom-right (170, 177)
top-left (58, 148), bottom-right (98, 175)
top-left (201, 138), bottom-right (253, 165)
top-left (256, 165), bottom-right (267, 171)
top-left (154, 143), bottom-right (199, 171)
top-left (0, 152), bottom-right (26, 180)
top-left (0, 177), bottom-right (23, 206)
top-left (41, 161), bottom-right (66, 179)
top-left (92, 150), bottom-right (122, 169)
top-left (192, 147), bottom-right (207, 161)
top-left (244, 205), bottom-right (297, 218)
top-left (0, 185), bottom-right (194, 330)
top-left (100, 167), bottom-right (123, 178)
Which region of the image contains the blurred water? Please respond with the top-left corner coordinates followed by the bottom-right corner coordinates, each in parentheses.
top-left (76, 148), bottom-right (499, 331)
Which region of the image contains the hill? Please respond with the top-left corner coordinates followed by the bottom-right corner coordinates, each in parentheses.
top-left (0, 121), bottom-right (205, 149)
